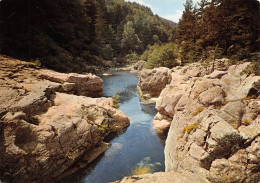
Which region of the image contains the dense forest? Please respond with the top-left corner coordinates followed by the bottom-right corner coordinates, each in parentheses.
top-left (0, 0), bottom-right (259, 73)
top-left (0, 0), bottom-right (175, 72)
top-left (176, 0), bottom-right (259, 62)
top-left (141, 0), bottom-right (259, 71)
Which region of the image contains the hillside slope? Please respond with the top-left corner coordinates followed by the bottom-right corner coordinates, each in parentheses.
top-left (0, 0), bottom-right (175, 72)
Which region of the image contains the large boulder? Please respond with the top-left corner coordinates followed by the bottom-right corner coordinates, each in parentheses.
top-left (178, 59), bottom-right (230, 78)
top-left (156, 73), bottom-right (191, 117)
top-left (39, 70), bottom-right (103, 97)
top-left (137, 67), bottom-right (171, 100)
top-left (132, 60), bottom-right (145, 71)
top-left (0, 55), bottom-right (130, 183)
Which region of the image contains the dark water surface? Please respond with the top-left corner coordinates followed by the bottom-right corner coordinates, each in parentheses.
top-left (61, 71), bottom-right (165, 183)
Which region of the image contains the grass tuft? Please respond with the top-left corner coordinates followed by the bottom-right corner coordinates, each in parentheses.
top-left (183, 123), bottom-right (199, 134)
top-left (112, 93), bottom-right (120, 109)
top-left (131, 165), bottom-right (152, 176)
top-left (192, 107), bottom-right (204, 116)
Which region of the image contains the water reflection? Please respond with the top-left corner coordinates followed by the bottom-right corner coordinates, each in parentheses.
top-left (140, 102), bottom-right (158, 115)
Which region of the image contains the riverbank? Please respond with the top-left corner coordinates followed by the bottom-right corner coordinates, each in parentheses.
top-left (0, 55), bottom-right (130, 183)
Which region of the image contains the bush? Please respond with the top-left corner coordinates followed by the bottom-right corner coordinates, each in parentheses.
top-left (126, 52), bottom-right (139, 64)
top-left (112, 94), bottom-right (120, 109)
top-left (140, 50), bottom-right (149, 61)
top-left (241, 53), bottom-right (260, 76)
top-left (131, 165), bottom-right (152, 175)
top-left (34, 58), bottom-right (42, 67)
top-left (140, 44), bottom-right (160, 61)
top-left (144, 43), bottom-right (178, 69)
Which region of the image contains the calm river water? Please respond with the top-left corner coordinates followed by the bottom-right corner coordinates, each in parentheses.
top-left (61, 71), bottom-right (165, 183)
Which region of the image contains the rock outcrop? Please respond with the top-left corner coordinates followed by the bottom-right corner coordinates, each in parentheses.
top-left (0, 55), bottom-right (130, 183)
top-left (137, 59), bottom-right (229, 101)
top-left (39, 69), bottom-right (103, 97)
top-left (132, 60), bottom-right (146, 72)
top-left (154, 61), bottom-right (260, 182)
top-left (137, 67), bottom-right (172, 100)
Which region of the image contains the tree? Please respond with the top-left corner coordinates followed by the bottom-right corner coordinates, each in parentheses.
top-left (145, 43), bottom-right (178, 69)
top-left (121, 21), bottom-right (143, 54)
top-left (176, 0), bottom-right (199, 63)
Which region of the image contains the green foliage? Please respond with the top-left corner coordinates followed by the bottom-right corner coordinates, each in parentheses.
top-left (98, 124), bottom-right (109, 132)
top-left (140, 50), bottom-right (149, 61)
top-left (175, 0), bottom-right (259, 64)
top-left (33, 58), bottom-right (41, 67)
top-left (126, 52), bottom-right (139, 63)
top-left (121, 21), bottom-right (143, 53)
top-left (241, 53), bottom-right (260, 76)
top-left (192, 107), bottom-right (205, 116)
top-left (131, 165), bottom-right (152, 175)
top-left (178, 122), bottom-right (200, 140)
top-left (140, 44), bottom-right (160, 61)
top-left (112, 93), bottom-right (120, 109)
top-left (1, 0), bottom-right (176, 72)
top-left (144, 43), bottom-right (178, 69)
top-left (183, 123), bottom-right (199, 134)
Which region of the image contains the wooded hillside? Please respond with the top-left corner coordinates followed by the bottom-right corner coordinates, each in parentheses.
top-left (176, 0), bottom-right (259, 62)
top-left (0, 0), bottom-right (175, 72)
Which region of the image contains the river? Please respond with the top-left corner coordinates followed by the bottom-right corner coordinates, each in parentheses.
top-left (60, 71), bottom-right (165, 183)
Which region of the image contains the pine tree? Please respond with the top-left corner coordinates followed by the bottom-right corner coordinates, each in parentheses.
top-left (215, 0), bottom-right (259, 59)
top-left (176, 0), bottom-right (198, 63)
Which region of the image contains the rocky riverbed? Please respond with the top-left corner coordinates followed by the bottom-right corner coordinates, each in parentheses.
top-left (1, 55), bottom-right (259, 183)
top-left (0, 55), bottom-right (129, 183)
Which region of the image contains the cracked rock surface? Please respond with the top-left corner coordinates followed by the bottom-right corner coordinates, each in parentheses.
top-left (155, 62), bottom-right (260, 182)
top-left (0, 55), bottom-right (130, 183)
top-left (137, 67), bottom-right (172, 100)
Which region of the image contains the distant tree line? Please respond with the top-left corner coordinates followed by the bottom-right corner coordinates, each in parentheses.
top-left (0, 0), bottom-right (175, 72)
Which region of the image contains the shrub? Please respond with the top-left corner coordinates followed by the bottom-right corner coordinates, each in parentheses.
top-left (112, 94), bottom-right (120, 109)
top-left (140, 49), bottom-right (149, 61)
top-left (34, 58), bottom-right (42, 67)
top-left (131, 165), bottom-right (152, 175)
top-left (126, 52), bottom-right (139, 64)
top-left (144, 43), bottom-right (178, 69)
top-left (140, 44), bottom-right (159, 61)
top-left (238, 52), bottom-right (260, 76)
top-left (98, 124), bottom-right (109, 132)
